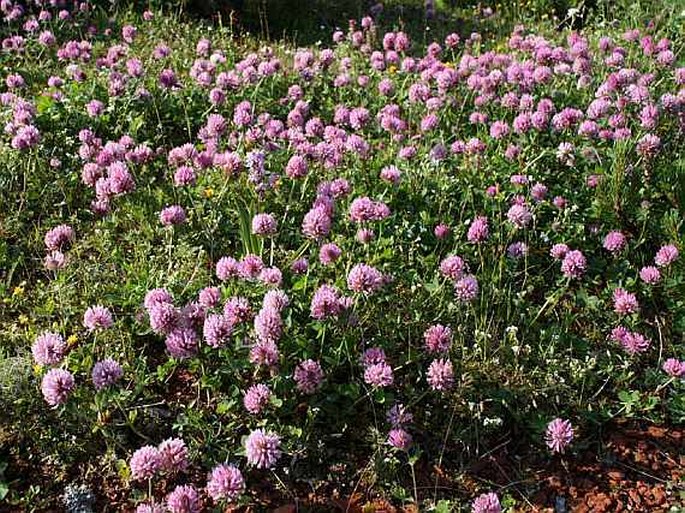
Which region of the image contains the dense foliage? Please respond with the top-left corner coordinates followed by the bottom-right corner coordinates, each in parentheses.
top-left (0, 0), bottom-right (683, 511)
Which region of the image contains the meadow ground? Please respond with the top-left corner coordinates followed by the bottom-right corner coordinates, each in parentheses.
top-left (0, 0), bottom-right (683, 511)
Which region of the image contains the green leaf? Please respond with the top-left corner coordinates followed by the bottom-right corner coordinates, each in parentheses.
top-left (434, 500), bottom-right (453, 513)
top-left (216, 400), bottom-right (233, 415)
top-left (35, 94), bottom-right (55, 115)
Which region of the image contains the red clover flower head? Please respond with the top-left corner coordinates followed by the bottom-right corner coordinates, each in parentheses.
top-left (294, 359), bottom-right (324, 394)
top-left (427, 358), bottom-right (454, 391)
top-left (545, 418), bottom-right (574, 453)
top-left (245, 429), bottom-right (281, 469)
top-left (472, 492), bottom-right (502, 513)
top-left (41, 368), bottom-right (75, 406)
top-left (243, 383), bottom-right (271, 414)
top-left (206, 463), bottom-right (245, 502)
top-left (32, 332), bottom-right (66, 366)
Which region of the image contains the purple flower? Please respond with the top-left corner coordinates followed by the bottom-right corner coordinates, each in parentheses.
top-left (165, 328), bottom-right (199, 359)
top-left (181, 302), bottom-right (205, 328)
top-left (44, 224), bottom-right (75, 251)
top-left (258, 267), bottom-right (283, 287)
top-left (310, 285), bottom-right (343, 320)
top-left (636, 133), bottom-right (661, 158)
top-left (285, 155), bottom-right (308, 179)
top-left (349, 197), bottom-right (390, 223)
top-left (550, 244), bottom-right (569, 260)
top-left (254, 306), bottom-right (283, 344)
top-left (662, 358), bottom-right (685, 378)
top-left (206, 463), bottom-right (245, 502)
top-left (160, 205), bottom-right (186, 226)
top-left (144, 288), bottom-right (173, 309)
top-left (506, 204), bottom-right (532, 228)
top-left (107, 162), bottom-right (135, 194)
top-left (41, 368), bottom-right (75, 406)
top-left (262, 290), bottom-right (289, 312)
top-left (166, 485), bottom-right (201, 513)
top-left (440, 255), bottom-right (465, 281)
top-left (122, 25), bottom-right (137, 43)
top-left (623, 331), bottom-right (651, 354)
top-left (32, 332), bottom-right (66, 366)
top-left (174, 166), bottom-right (196, 186)
top-left (603, 231), bottom-right (626, 254)
top-left (356, 228), bottom-right (375, 244)
top-left (83, 305), bottom-right (113, 331)
top-left (130, 445), bottom-right (161, 480)
top-left (427, 358), bottom-right (454, 391)
top-left (553, 196), bottom-right (567, 209)
top-left (86, 99), bottom-right (104, 117)
top-left (434, 223), bottom-right (451, 240)
top-left (454, 275), bottom-right (479, 302)
top-left (149, 302), bottom-right (179, 335)
top-left (545, 418), bottom-right (574, 453)
top-left (159, 68), bottom-right (178, 88)
top-left (245, 429), bottom-right (281, 469)
top-left (158, 438), bottom-right (189, 474)
top-left (347, 263), bottom-right (383, 294)
top-left (216, 256), bottom-right (240, 281)
top-left (489, 120), bottom-right (509, 139)
top-left (302, 207), bottom-right (331, 239)
top-left (11, 125), bottom-right (40, 150)
top-left (380, 165), bottom-right (401, 184)
top-left (238, 254), bottom-right (264, 280)
top-left (294, 359), bottom-right (324, 394)
top-left (424, 324), bottom-right (452, 353)
top-left (203, 314), bottom-right (233, 348)
top-left (198, 287), bottom-right (221, 308)
top-left (361, 347), bottom-right (387, 368)
top-left (531, 183), bottom-right (548, 202)
top-left (560, 250), bottom-right (587, 279)
top-left (224, 297), bottom-right (252, 324)
top-left (91, 359), bottom-right (123, 390)
top-left (507, 242), bottom-right (528, 259)
top-left (252, 213), bottom-right (278, 236)
top-left (44, 250), bottom-right (67, 271)
top-left (291, 258), bottom-right (309, 274)
top-left (364, 362), bottom-right (394, 387)
top-left (467, 217), bottom-right (489, 243)
top-left (612, 288), bottom-right (639, 315)
top-left (387, 404), bottom-right (413, 427)
top-left (249, 340), bottom-right (280, 367)
top-left (655, 244), bottom-right (678, 267)
top-left (243, 383), bottom-right (271, 414)
top-left (319, 243), bottom-right (342, 265)
top-left (611, 327), bottom-right (651, 354)
top-left (387, 428), bottom-right (412, 451)
top-left (639, 266), bottom-right (661, 284)
top-left (472, 492), bottom-right (502, 513)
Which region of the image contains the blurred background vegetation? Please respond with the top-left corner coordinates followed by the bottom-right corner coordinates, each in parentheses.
top-left (97, 0), bottom-right (607, 44)
top-left (94, 0), bottom-right (681, 48)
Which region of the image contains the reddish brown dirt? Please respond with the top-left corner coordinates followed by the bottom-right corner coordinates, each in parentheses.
top-left (455, 420), bottom-right (684, 513)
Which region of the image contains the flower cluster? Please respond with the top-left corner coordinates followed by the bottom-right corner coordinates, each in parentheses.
top-left (4, 3), bottom-right (684, 510)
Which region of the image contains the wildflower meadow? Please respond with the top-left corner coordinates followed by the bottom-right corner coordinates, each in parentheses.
top-left (0, 0), bottom-right (683, 511)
